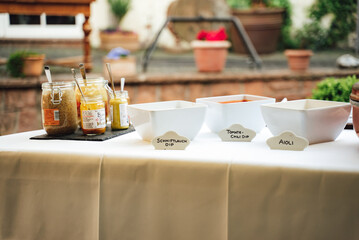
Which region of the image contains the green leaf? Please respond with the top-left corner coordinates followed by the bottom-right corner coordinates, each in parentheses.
top-left (311, 75), bottom-right (358, 102)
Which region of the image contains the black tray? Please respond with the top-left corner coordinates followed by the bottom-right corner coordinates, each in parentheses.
top-left (30, 125), bottom-right (135, 141)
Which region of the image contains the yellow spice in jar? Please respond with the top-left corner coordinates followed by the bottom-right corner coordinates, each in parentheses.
top-left (110, 91), bottom-right (129, 130)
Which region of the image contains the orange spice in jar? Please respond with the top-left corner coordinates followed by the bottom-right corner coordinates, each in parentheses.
top-left (80, 95), bottom-right (106, 135)
top-left (75, 77), bottom-right (112, 126)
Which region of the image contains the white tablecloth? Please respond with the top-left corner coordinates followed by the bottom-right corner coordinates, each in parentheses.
top-left (1, 127), bottom-right (359, 240)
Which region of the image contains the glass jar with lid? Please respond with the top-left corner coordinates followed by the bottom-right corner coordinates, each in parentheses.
top-left (41, 81), bottom-right (78, 136)
top-left (75, 77), bottom-right (113, 126)
top-left (110, 90), bottom-right (129, 130)
top-left (80, 95), bottom-right (107, 135)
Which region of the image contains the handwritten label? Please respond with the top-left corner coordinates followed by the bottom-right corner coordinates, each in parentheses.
top-left (218, 124), bottom-right (256, 142)
top-left (266, 131), bottom-right (309, 151)
top-left (152, 131), bottom-right (190, 150)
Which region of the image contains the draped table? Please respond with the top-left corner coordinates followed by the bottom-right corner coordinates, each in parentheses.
top-left (1, 127), bottom-right (359, 240)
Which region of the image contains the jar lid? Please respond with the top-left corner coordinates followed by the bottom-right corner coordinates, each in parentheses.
top-left (350, 81), bottom-right (359, 102)
top-left (76, 77), bottom-right (107, 85)
top-left (115, 90), bottom-right (128, 98)
top-left (42, 81), bottom-right (75, 89)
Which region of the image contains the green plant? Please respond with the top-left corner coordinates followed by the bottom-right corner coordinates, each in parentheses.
top-left (291, 22), bottom-right (328, 50)
top-left (311, 75), bottom-right (358, 102)
top-left (226, 0), bottom-right (250, 8)
top-left (6, 51), bottom-right (39, 78)
top-left (309, 0), bottom-right (356, 49)
top-left (227, 0), bottom-right (286, 8)
top-left (108, 0), bottom-right (130, 24)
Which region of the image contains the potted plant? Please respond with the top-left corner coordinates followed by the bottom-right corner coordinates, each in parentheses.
top-left (191, 27), bottom-right (231, 72)
top-left (284, 49), bottom-right (313, 72)
top-left (103, 47), bottom-right (136, 77)
top-left (284, 22), bottom-right (327, 72)
top-left (100, 0), bottom-right (140, 51)
top-left (6, 51), bottom-right (45, 77)
top-left (227, 0), bottom-right (291, 54)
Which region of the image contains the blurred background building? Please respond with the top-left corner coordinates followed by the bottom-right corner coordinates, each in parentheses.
top-left (0, 0), bottom-right (320, 49)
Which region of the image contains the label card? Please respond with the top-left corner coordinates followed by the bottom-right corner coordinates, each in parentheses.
top-left (218, 124), bottom-right (256, 142)
top-left (152, 131), bottom-right (190, 150)
top-left (266, 131), bottom-right (309, 151)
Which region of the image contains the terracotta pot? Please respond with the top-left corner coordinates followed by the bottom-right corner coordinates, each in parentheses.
top-left (284, 50), bottom-right (313, 72)
top-left (191, 40), bottom-right (231, 73)
top-left (22, 54), bottom-right (45, 77)
top-left (350, 81), bottom-right (359, 138)
top-left (103, 56), bottom-right (136, 77)
top-left (231, 8), bottom-right (284, 54)
top-left (100, 31), bottom-right (140, 51)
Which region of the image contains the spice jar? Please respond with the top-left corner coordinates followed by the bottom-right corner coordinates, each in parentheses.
top-left (75, 77), bottom-right (112, 126)
top-left (110, 91), bottom-right (129, 130)
top-left (41, 81), bottom-right (78, 136)
top-left (80, 95), bottom-right (107, 135)
top-left (350, 81), bottom-right (359, 137)
top-left (121, 90), bottom-right (130, 104)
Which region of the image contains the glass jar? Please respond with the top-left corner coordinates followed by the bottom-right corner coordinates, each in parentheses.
top-left (121, 90), bottom-right (130, 104)
top-left (80, 95), bottom-right (107, 135)
top-left (350, 81), bottom-right (359, 137)
top-left (41, 81), bottom-right (78, 136)
top-left (110, 91), bottom-right (129, 130)
top-left (75, 77), bottom-right (112, 126)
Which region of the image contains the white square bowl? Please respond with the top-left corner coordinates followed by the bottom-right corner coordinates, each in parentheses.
top-left (196, 94), bottom-right (275, 133)
top-left (261, 99), bottom-right (351, 144)
top-left (127, 100), bottom-right (207, 141)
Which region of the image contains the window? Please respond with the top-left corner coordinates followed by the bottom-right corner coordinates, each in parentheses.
top-left (9, 14), bottom-right (76, 25)
top-left (10, 14), bottom-right (40, 25)
top-left (0, 13), bottom-right (84, 39)
top-left (46, 16), bottom-right (76, 25)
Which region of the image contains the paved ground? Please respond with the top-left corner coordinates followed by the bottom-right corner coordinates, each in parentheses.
top-left (0, 43), bottom-right (356, 76)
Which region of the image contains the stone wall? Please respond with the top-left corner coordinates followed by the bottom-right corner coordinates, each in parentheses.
top-left (1, 68), bottom-right (358, 135)
top-left (0, 78), bottom-right (43, 135)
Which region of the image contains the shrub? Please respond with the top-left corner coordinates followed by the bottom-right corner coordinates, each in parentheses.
top-left (289, 0), bottom-right (356, 50)
top-left (311, 75), bottom-right (358, 102)
top-left (309, 0), bottom-right (356, 49)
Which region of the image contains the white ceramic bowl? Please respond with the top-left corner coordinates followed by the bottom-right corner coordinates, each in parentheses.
top-left (196, 94), bottom-right (275, 133)
top-left (261, 99), bottom-right (351, 144)
top-left (127, 100), bottom-right (207, 141)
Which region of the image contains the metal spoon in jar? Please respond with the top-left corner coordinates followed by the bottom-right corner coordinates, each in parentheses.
top-left (44, 65), bottom-right (55, 95)
top-left (44, 65), bottom-right (52, 84)
top-left (71, 68), bottom-right (87, 104)
top-left (105, 63), bottom-right (116, 98)
top-left (121, 77), bottom-right (125, 92)
top-left (79, 63), bottom-right (87, 86)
